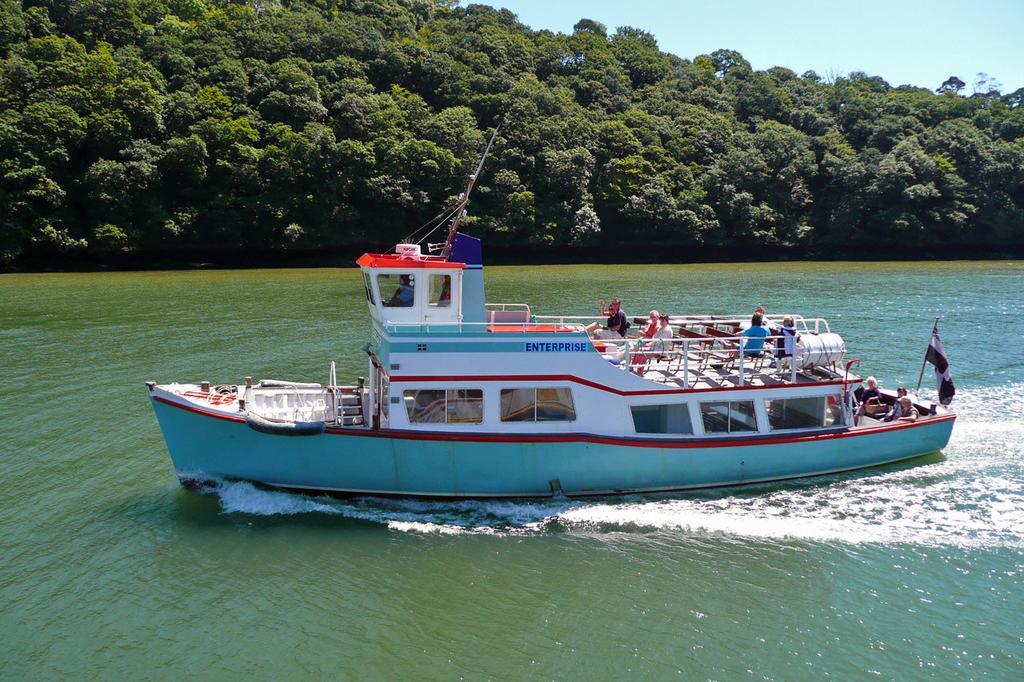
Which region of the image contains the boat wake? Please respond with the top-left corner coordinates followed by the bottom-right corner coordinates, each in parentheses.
top-left (202, 383), bottom-right (1024, 548)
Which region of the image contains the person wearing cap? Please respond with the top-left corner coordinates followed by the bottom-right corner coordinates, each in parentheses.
top-left (883, 387), bottom-right (909, 421)
top-left (895, 395), bottom-right (919, 422)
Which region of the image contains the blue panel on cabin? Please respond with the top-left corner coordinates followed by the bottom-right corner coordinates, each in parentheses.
top-left (450, 233), bottom-right (483, 266)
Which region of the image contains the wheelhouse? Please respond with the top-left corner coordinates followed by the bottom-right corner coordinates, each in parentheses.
top-left (357, 245), bottom-right (466, 327)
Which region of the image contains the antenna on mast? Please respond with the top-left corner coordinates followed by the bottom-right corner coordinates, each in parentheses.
top-left (440, 124), bottom-right (500, 259)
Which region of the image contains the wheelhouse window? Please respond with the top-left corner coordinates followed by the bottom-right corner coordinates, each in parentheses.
top-left (379, 273), bottom-right (415, 307)
top-left (700, 400), bottom-right (757, 434)
top-left (362, 271), bottom-right (375, 304)
top-left (404, 389), bottom-right (482, 424)
top-left (500, 388), bottom-right (575, 422)
top-left (631, 404), bottom-right (693, 435)
top-left (428, 274), bottom-right (452, 307)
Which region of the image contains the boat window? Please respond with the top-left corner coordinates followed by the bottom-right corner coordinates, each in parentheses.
top-left (379, 273), bottom-right (415, 307)
top-left (404, 389), bottom-right (483, 424)
top-left (765, 396), bottom-right (826, 430)
top-left (700, 400), bottom-right (757, 434)
top-left (824, 396), bottom-right (845, 426)
top-left (405, 389), bottom-right (445, 423)
top-left (631, 404), bottom-right (693, 435)
top-left (428, 274), bottom-right (451, 307)
top-left (445, 389), bottom-right (482, 423)
top-left (362, 271), bottom-right (375, 305)
top-left (500, 387), bottom-right (576, 422)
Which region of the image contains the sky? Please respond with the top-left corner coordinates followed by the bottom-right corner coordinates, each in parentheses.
top-left (475, 0), bottom-right (1024, 94)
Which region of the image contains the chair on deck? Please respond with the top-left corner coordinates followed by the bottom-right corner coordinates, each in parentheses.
top-left (674, 326), bottom-right (720, 375)
top-left (703, 325), bottom-right (742, 371)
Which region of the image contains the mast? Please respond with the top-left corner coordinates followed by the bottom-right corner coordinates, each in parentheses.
top-left (915, 317), bottom-right (940, 393)
top-left (440, 124), bottom-right (500, 259)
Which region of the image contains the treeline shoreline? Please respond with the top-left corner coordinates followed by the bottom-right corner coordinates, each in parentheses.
top-left (5, 243), bottom-right (1022, 273)
top-left (1, 0), bottom-right (1022, 269)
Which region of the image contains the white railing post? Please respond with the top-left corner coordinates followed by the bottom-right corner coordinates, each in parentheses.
top-left (683, 340), bottom-right (689, 389)
top-left (738, 336), bottom-right (745, 386)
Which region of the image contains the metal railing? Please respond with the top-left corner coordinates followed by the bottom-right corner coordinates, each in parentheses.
top-left (592, 333), bottom-right (809, 388)
top-left (485, 302), bottom-right (532, 314)
top-left (380, 313), bottom-right (830, 335)
top-left (536, 313), bottom-right (830, 335)
top-left (378, 313), bottom-right (836, 388)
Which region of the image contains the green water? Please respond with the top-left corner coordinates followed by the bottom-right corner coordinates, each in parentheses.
top-left (2, 262), bottom-right (1022, 679)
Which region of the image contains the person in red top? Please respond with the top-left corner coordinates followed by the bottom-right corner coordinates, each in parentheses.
top-left (640, 310), bottom-right (661, 339)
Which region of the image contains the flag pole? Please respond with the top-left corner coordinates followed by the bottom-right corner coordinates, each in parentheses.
top-left (915, 317), bottom-right (939, 393)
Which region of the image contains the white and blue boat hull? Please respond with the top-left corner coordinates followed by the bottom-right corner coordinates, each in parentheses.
top-left (152, 395), bottom-right (955, 498)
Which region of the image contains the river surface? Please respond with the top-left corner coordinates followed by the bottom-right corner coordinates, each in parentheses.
top-left (2, 262), bottom-right (1022, 679)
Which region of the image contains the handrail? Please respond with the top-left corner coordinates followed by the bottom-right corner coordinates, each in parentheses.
top-left (535, 313), bottom-right (829, 332)
top-left (379, 314), bottom-right (833, 336)
top-left (485, 302), bottom-right (532, 313)
top-left (598, 329), bottom-right (847, 388)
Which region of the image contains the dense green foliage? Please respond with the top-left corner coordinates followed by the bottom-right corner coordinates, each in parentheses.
top-left (1, 0), bottom-right (1022, 264)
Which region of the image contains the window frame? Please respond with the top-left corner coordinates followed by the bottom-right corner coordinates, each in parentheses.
top-left (764, 394), bottom-right (846, 431)
top-left (699, 400), bottom-right (759, 435)
top-left (403, 388), bottom-right (483, 425)
top-left (630, 403), bottom-right (694, 435)
top-left (427, 273), bottom-right (452, 308)
top-left (362, 270), bottom-right (376, 305)
top-left (378, 272), bottom-right (416, 308)
top-left (499, 387), bottom-right (576, 423)
top-left (764, 396), bottom-right (826, 431)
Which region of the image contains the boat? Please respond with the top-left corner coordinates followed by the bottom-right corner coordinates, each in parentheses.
top-left (146, 136), bottom-right (956, 499)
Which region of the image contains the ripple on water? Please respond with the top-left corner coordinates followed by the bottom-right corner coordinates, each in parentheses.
top-left (205, 384), bottom-right (1024, 548)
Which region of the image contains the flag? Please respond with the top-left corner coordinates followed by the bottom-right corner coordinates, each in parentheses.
top-left (924, 322), bottom-right (955, 405)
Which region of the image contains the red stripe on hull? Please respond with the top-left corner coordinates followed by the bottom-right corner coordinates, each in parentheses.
top-left (388, 373), bottom-right (854, 396)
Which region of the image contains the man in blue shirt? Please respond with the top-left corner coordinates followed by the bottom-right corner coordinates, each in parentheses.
top-left (741, 312), bottom-right (769, 356)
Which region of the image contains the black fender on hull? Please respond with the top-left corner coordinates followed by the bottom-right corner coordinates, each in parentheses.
top-left (245, 412), bottom-right (326, 436)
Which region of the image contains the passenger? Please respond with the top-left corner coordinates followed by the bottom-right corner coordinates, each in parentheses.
top-left (776, 316), bottom-right (800, 370)
top-left (652, 313), bottom-right (674, 354)
top-left (585, 298), bottom-right (630, 339)
top-left (883, 387), bottom-right (910, 422)
top-left (895, 395), bottom-right (919, 422)
top-left (640, 310), bottom-right (661, 339)
top-left (741, 306), bottom-right (770, 330)
top-left (630, 313), bottom-right (674, 374)
top-left (436, 276), bottom-right (451, 306)
top-left (856, 376), bottom-right (886, 421)
top-left (740, 312), bottom-right (769, 357)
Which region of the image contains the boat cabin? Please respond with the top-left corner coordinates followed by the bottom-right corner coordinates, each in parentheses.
top-left (356, 244), bottom-right (466, 326)
top-left (357, 236), bottom-right (488, 327)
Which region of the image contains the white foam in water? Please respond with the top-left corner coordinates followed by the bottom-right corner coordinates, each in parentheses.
top-left (206, 383), bottom-right (1024, 547)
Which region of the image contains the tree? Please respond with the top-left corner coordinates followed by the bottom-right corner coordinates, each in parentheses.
top-left (0, 0), bottom-right (1021, 266)
top-left (936, 75), bottom-right (966, 94)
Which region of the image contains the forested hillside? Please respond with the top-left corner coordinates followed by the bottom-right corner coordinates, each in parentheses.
top-left (1, 0), bottom-right (1023, 266)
